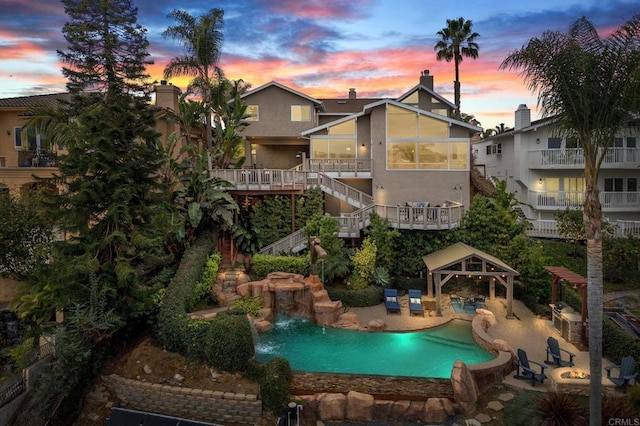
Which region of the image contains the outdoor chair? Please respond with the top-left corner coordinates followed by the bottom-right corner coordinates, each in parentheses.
top-left (545, 336), bottom-right (576, 367)
top-left (514, 348), bottom-right (547, 387)
top-left (384, 288), bottom-right (401, 314)
top-left (408, 289), bottom-right (425, 317)
top-left (605, 356), bottom-right (637, 387)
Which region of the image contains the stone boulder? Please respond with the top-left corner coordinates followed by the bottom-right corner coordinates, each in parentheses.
top-left (492, 338), bottom-right (511, 353)
top-left (253, 320), bottom-right (272, 333)
top-left (365, 319), bottom-right (386, 332)
top-left (334, 312), bottom-right (360, 330)
top-left (317, 393), bottom-right (346, 420)
top-left (424, 398), bottom-right (455, 424)
top-left (346, 391), bottom-right (374, 421)
top-left (451, 360), bottom-right (479, 414)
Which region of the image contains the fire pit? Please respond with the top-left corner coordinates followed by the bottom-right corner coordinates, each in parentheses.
top-left (560, 370), bottom-right (590, 380)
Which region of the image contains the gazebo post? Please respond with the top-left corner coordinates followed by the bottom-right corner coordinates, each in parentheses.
top-left (435, 274), bottom-right (442, 317)
top-left (506, 276), bottom-right (514, 319)
top-left (489, 277), bottom-right (495, 300)
top-left (427, 272), bottom-right (434, 298)
top-left (551, 275), bottom-right (560, 305)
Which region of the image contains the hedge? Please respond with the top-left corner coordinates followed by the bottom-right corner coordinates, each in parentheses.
top-left (156, 232), bottom-right (254, 372)
top-left (326, 285), bottom-right (383, 308)
top-left (260, 357), bottom-right (293, 414)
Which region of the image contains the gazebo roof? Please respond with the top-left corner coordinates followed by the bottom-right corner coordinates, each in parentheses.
top-left (423, 242), bottom-right (519, 275)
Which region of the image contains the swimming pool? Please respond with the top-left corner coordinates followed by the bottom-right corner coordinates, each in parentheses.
top-left (255, 316), bottom-right (493, 378)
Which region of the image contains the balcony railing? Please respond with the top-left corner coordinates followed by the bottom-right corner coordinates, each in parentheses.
top-left (210, 169), bottom-right (308, 191)
top-left (306, 158), bottom-right (372, 175)
top-left (530, 191), bottom-right (640, 211)
top-left (374, 202), bottom-right (463, 230)
top-left (18, 150), bottom-right (57, 167)
top-left (528, 148), bottom-right (640, 169)
top-left (527, 219), bottom-right (640, 239)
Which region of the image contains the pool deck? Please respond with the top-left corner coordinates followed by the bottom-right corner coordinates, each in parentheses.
top-left (350, 294), bottom-right (619, 393)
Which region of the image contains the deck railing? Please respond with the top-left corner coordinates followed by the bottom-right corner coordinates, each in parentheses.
top-left (528, 148), bottom-right (640, 168)
top-left (530, 191), bottom-right (640, 211)
top-left (306, 158), bottom-right (372, 175)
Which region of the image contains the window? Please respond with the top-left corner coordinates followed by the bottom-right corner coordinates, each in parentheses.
top-left (496, 143), bottom-right (502, 155)
top-left (14, 127), bottom-right (22, 148)
top-left (431, 109), bottom-right (448, 117)
top-left (401, 92), bottom-right (419, 105)
top-left (449, 142), bottom-right (468, 169)
top-left (627, 137), bottom-right (637, 148)
top-left (614, 137), bottom-right (624, 148)
top-left (548, 138), bottom-right (561, 149)
top-left (387, 105), bottom-right (416, 138)
top-left (605, 178), bottom-right (624, 192)
top-left (15, 127), bottom-right (41, 151)
top-left (418, 143), bottom-right (447, 169)
top-left (245, 105), bottom-right (259, 121)
top-left (291, 105), bottom-right (311, 122)
top-left (486, 145), bottom-right (491, 155)
top-left (418, 115), bottom-right (448, 138)
top-left (328, 119), bottom-right (355, 135)
top-left (388, 143), bottom-right (416, 169)
top-left (628, 178), bottom-right (637, 192)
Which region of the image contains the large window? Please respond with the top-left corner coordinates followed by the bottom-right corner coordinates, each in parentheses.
top-left (291, 105), bottom-right (311, 122)
top-left (14, 127), bottom-right (42, 151)
top-left (311, 119), bottom-right (357, 159)
top-left (548, 138), bottom-right (561, 149)
top-left (386, 104), bottom-right (466, 170)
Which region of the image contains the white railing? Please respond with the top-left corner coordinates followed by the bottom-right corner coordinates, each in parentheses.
top-left (527, 219), bottom-right (640, 239)
top-left (530, 191), bottom-right (640, 211)
top-left (528, 148), bottom-right (640, 168)
top-left (306, 158), bottom-right (372, 175)
top-left (315, 173), bottom-right (374, 208)
top-left (210, 168), bottom-right (308, 190)
top-left (616, 220), bottom-right (640, 238)
top-left (259, 229), bottom-right (308, 255)
top-left (337, 205), bottom-right (375, 237)
top-left (374, 203), bottom-right (463, 230)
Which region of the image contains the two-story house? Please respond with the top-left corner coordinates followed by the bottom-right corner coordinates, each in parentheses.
top-left (208, 70), bottom-right (481, 253)
top-left (474, 104), bottom-right (640, 238)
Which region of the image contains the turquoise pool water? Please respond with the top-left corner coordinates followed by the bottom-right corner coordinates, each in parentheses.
top-left (255, 316), bottom-right (493, 378)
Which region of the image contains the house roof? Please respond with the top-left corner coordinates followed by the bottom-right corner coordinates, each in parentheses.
top-left (319, 98), bottom-right (381, 114)
top-left (240, 81), bottom-right (323, 106)
top-left (396, 84), bottom-right (456, 109)
top-left (301, 99), bottom-right (482, 136)
top-left (0, 93), bottom-right (71, 110)
top-left (422, 242), bottom-right (519, 275)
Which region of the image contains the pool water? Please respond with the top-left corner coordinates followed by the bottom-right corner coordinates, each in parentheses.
top-left (255, 316), bottom-right (493, 378)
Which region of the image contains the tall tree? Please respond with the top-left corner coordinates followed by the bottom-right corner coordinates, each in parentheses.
top-left (163, 8), bottom-right (225, 172)
top-left (501, 16), bottom-right (640, 424)
top-left (434, 17), bottom-right (480, 119)
top-left (14, 0), bottom-right (172, 324)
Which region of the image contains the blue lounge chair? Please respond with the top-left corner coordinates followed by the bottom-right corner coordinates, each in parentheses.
top-left (545, 336), bottom-right (576, 367)
top-left (514, 348), bottom-right (547, 387)
top-left (384, 288), bottom-right (401, 314)
top-left (606, 356), bottom-right (637, 387)
top-left (408, 289), bottom-right (425, 317)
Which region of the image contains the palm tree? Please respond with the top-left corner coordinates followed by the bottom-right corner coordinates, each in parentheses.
top-left (434, 17), bottom-right (480, 119)
top-left (501, 16), bottom-right (640, 425)
top-left (162, 8), bottom-right (225, 172)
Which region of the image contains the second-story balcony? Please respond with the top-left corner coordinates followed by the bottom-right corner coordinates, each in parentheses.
top-left (530, 190), bottom-right (640, 211)
top-left (305, 158), bottom-right (372, 177)
top-left (17, 150), bottom-right (57, 168)
top-left (528, 148), bottom-right (639, 169)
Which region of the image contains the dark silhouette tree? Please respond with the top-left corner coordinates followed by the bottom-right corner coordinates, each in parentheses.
top-left (434, 17), bottom-right (480, 119)
top-left (501, 15), bottom-right (640, 424)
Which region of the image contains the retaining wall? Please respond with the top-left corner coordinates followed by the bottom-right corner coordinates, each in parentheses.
top-left (104, 374), bottom-right (262, 425)
top-left (470, 312), bottom-right (516, 393)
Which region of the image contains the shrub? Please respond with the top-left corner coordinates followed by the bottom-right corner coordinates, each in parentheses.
top-left (251, 254), bottom-right (309, 280)
top-left (326, 285), bottom-right (383, 308)
top-left (260, 357), bottom-right (292, 414)
top-left (230, 296), bottom-right (264, 317)
top-left (350, 237), bottom-right (377, 290)
top-left (201, 311), bottom-right (254, 372)
top-left (602, 318), bottom-right (640, 364)
top-left (603, 394), bottom-right (639, 422)
top-left (191, 252), bottom-right (221, 308)
top-left (372, 267), bottom-right (390, 286)
top-left (534, 391), bottom-right (586, 425)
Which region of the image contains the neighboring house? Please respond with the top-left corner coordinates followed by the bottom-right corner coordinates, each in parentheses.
top-left (0, 82), bottom-right (181, 196)
top-left (210, 70), bottom-right (480, 253)
top-left (474, 104), bottom-right (640, 238)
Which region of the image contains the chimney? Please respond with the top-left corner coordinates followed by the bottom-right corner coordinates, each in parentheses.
top-left (155, 81), bottom-right (181, 112)
top-left (349, 88), bottom-right (356, 99)
top-left (420, 69), bottom-right (434, 90)
top-left (514, 104), bottom-right (531, 130)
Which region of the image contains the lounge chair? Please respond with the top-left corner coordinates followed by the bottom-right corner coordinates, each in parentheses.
top-left (514, 348), bottom-right (547, 387)
top-left (408, 289), bottom-right (425, 317)
top-left (384, 288), bottom-right (401, 314)
top-left (545, 336), bottom-right (576, 367)
top-left (605, 356), bottom-right (637, 387)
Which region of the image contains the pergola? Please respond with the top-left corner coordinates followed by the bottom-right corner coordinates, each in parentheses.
top-left (423, 242), bottom-right (519, 318)
top-left (545, 266), bottom-right (588, 345)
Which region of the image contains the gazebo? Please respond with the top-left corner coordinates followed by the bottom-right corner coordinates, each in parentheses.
top-left (545, 266), bottom-right (587, 346)
top-left (423, 242), bottom-right (519, 318)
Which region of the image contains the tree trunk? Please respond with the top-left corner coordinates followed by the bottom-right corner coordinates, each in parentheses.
top-left (584, 159), bottom-right (603, 425)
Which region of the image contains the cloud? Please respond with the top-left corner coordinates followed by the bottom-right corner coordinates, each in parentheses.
top-left (262, 0), bottom-right (373, 20)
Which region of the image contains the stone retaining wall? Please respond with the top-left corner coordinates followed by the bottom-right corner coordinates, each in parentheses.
top-left (291, 371), bottom-right (453, 399)
top-left (103, 375), bottom-right (261, 425)
top-left (470, 311), bottom-right (516, 393)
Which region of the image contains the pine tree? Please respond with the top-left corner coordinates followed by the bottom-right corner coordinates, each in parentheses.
top-left (15, 0), bottom-right (172, 323)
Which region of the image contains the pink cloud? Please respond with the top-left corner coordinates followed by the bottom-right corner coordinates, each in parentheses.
top-left (262, 0), bottom-right (372, 20)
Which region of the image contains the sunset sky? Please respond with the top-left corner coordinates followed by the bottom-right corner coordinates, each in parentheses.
top-left (1, 0), bottom-right (638, 130)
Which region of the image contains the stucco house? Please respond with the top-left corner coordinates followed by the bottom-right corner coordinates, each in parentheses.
top-left (473, 104), bottom-right (640, 238)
